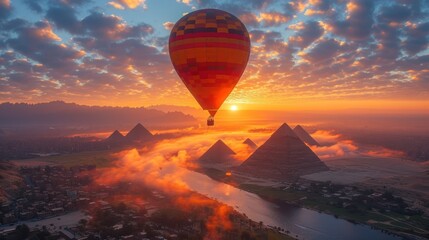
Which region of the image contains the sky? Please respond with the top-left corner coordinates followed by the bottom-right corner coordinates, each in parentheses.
top-left (0, 0), bottom-right (428, 112)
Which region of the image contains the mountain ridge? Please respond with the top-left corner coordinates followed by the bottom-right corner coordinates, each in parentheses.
top-left (0, 101), bottom-right (197, 131)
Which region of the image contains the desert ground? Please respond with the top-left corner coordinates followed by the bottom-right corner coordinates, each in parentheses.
top-left (302, 156), bottom-right (429, 211)
top-left (303, 156), bottom-right (427, 184)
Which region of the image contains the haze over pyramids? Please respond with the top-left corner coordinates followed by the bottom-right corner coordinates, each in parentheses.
top-left (105, 123), bottom-right (154, 147)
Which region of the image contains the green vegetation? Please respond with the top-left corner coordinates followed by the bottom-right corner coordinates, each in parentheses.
top-left (239, 183), bottom-right (429, 239)
top-left (15, 149), bottom-right (122, 168)
top-left (265, 230), bottom-right (296, 240)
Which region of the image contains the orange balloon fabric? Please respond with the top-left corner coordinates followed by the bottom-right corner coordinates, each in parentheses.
top-left (169, 9), bottom-right (250, 117)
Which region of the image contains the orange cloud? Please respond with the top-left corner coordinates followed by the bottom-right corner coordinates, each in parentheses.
top-left (0, 0), bottom-right (10, 7)
top-left (364, 147), bottom-right (405, 158)
top-left (310, 140), bottom-right (359, 159)
top-left (304, 9), bottom-right (325, 16)
top-left (94, 133), bottom-right (244, 238)
top-left (257, 12), bottom-right (291, 26)
top-left (309, 129), bottom-right (405, 160)
top-left (36, 21), bottom-right (61, 41)
top-left (177, 0), bottom-right (192, 5)
top-left (110, 0), bottom-right (146, 9)
top-left (108, 1), bottom-right (125, 9)
top-left (163, 21), bottom-right (174, 31)
top-left (311, 130), bottom-right (341, 145)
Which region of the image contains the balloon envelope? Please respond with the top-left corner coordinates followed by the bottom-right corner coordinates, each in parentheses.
top-left (169, 9), bottom-right (250, 117)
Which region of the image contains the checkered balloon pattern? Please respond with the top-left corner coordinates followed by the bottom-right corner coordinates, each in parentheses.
top-left (169, 9), bottom-right (250, 116)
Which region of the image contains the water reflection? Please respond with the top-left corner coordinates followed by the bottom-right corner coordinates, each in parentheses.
top-left (182, 170), bottom-right (402, 240)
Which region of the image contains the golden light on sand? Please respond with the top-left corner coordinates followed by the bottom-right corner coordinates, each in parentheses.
top-left (230, 105), bottom-right (238, 111)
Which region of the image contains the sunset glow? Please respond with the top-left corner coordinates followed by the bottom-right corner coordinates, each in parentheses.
top-left (0, 0), bottom-right (426, 113)
top-left (230, 105), bottom-right (238, 111)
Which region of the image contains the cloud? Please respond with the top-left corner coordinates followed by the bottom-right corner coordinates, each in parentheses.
top-left (109, 0), bottom-right (146, 9)
top-left (364, 147), bottom-right (405, 158)
top-left (304, 0), bottom-right (333, 16)
top-left (403, 22), bottom-right (429, 55)
top-left (23, 0), bottom-right (43, 13)
top-left (332, 0), bottom-right (374, 40)
top-left (238, 12), bottom-right (259, 27)
top-left (108, 1), bottom-right (125, 10)
top-left (309, 129), bottom-right (407, 160)
top-left (311, 130), bottom-right (341, 145)
top-left (301, 38), bottom-right (343, 63)
top-left (94, 133), bottom-right (249, 238)
top-left (309, 130), bottom-right (359, 159)
top-left (257, 11), bottom-right (291, 27)
top-left (0, 0), bottom-right (11, 20)
top-left (310, 140), bottom-right (359, 159)
top-left (0, 0), bottom-right (429, 105)
top-left (6, 21), bottom-right (84, 69)
top-left (46, 5), bottom-right (82, 34)
top-left (162, 21), bottom-right (174, 31)
top-left (176, 0), bottom-right (192, 5)
top-left (378, 4), bottom-right (411, 23)
top-left (289, 21), bottom-right (324, 49)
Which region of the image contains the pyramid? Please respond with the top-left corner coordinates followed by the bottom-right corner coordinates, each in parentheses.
top-left (243, 138), bottom-right (258, 150)
top-left (293, 125), bottom-right (320, 146)
top-left (199, 140), bottom-right (236, 165)
top-left (238, 123), bottom-right (328, 181)
top-left (125, 123), bottom-right (153, 142)
top-left (105, 130), bottom-right (124, 142)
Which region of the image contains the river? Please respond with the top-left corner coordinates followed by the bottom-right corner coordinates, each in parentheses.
top-left (182, 170), bottom-right (403, 240)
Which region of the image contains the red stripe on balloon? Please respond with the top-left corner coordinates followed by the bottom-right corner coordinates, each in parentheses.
top-left (174, 62), bottom-right (244, 72)
top-left (175, 65), bottom-right (244, 80)
top-left (169, 42), bottom-right (249, 52)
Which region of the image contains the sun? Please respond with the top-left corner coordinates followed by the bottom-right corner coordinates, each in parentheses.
top-left (230, 105), bottom-right (238, 111)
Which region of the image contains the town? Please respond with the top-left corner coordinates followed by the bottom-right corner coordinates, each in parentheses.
top-left (0, 165), bottom-right (293, 240)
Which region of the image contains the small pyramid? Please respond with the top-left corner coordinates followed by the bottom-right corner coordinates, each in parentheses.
top-left (238, 123), bottom-right (328, 180)
top-left (106, 130), bottom-right (124, 142)
top-left (293, 125), bottom-right (320, 146)
top-left (243, 138), bottom-right (258, 149)
top-left (199, 140), bottom-right (236, 164)
top-left (125, 123), bottom-right (153, 142)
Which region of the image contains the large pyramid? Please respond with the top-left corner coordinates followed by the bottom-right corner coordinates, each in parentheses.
top-left (199, 140), bottom-right (236, 165)
top-left (243, 138), bottom-right (258, 150)
top-left (238, 123), bottom-right (328, 181)
top-left (293, 125), bottom-right (320, 146)
top-left (125, 123), bottom-right (153, 142)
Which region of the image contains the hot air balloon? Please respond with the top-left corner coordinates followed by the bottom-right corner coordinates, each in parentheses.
top-left (169, 9), bottom-right (250, 126)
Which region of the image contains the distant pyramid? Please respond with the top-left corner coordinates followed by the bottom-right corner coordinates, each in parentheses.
top-left (106, 130), bottom-right (124, 142)
top-left (238, 123), bottom-right (328, 180)
top-left (125, 123), bottom-right (153, 142)
top-left (293, 125), bottom-right (320, 146)
top-left (199, 140), bottom-right (236, 165)
top-left (243, 138), bottom-right (258, 150)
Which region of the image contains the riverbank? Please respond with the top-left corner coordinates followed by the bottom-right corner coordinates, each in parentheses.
top-left (197, 167), bottom-right (429, 240)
